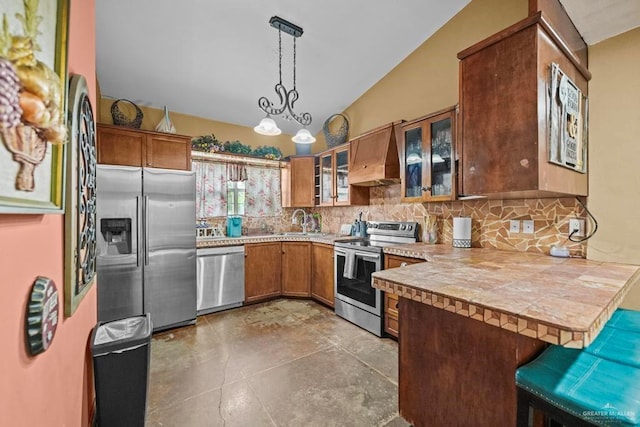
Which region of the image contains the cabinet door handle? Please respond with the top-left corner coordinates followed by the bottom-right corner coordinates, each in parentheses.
top-left (395, 302), bottom-right (399, 309)
top-left (400, 262), bottom-right (408, 267)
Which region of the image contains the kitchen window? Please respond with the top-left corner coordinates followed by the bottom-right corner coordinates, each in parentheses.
top-left (227, 181), bottom-right (246, 216)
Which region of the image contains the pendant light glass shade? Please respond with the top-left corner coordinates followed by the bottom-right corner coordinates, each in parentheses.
top-left (254, 116), bottom-right (282, 136)
top-left (432, 153), bottom-right (445, 164)
top-left (406, 153), bottom-right (422, 165)
top-left (292, 128), bottom-right (316, 144)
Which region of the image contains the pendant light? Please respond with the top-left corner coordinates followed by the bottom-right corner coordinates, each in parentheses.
top-left (255, 16), bottom-right (313, 142)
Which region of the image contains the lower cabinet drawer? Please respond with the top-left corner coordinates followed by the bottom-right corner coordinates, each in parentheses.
top-left (385, 313), bottom-right (399, 338)
top-left (385, 293), bottom-right (399, 317)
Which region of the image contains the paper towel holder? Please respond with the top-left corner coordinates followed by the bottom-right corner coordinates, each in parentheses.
top-left (452, 217), bottom-right (472, 248)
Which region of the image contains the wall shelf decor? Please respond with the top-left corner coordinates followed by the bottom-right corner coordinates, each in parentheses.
top-left (64, 74), bottom-right (97, 316)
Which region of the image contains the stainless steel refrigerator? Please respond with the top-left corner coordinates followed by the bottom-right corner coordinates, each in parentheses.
top-left (96, 165), bottom-right (196, 331)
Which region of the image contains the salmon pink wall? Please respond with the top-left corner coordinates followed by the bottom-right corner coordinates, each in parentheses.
top-left (0, 0), bottom-right (97, 425)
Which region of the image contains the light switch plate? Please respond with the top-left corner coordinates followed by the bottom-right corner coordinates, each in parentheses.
top-left (509, 220), bottom-right (520, 233)
top-left (340, 223), bottom-right (353, 235)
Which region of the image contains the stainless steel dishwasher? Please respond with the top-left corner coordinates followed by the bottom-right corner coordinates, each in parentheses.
top-left (196, 246), bottom-right (245, 315)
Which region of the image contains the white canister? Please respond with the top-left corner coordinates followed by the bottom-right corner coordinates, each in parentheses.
top-left (452, 217), bottom-right (472, 248)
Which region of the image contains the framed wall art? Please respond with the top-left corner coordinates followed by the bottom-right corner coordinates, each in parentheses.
top-left (64, 74), bottom-right (96, 317)
top-left (0, 0), bottom-right (70, 213)
top-left (548, 62), bottom-right (588, 173)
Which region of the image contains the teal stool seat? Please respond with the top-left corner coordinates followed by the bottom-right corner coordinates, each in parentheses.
top-left (516, 346), bottom-right (640, 426)
top-left (585, 326), bottom-right (640, 368)
top-left (606, 308), bottom-right (640, 333)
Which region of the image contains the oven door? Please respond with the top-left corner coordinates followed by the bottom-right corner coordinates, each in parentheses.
top-left (334, 247), bottom-right (382, 315)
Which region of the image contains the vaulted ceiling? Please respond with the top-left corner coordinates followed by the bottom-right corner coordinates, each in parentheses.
top-left (96, 1), bottom-right (640, 136)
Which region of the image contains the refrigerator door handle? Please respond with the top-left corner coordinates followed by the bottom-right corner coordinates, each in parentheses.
top-left (136, 196), bottom-right (140, 267)
top-left (144, 195), bottom-right (150, 266)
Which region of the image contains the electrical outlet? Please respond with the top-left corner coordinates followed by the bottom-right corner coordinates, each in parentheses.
top-left (569, 219), bottom-right (585, 237)
top-left (509, 220), bottom-right (520, 233)
top-left (522, 220), bottom-right (534, 234)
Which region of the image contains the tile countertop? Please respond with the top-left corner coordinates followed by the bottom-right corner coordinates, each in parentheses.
top-left (373, 243), bottom-right (640, 348)
top-left (196, 234), bottom-right (357, 248)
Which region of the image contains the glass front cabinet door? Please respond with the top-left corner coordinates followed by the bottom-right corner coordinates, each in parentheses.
top-left (319, 151), bottom-right (334, 205)
top-left (317, 144), bottom-right (368, 207)
top-left (400, 106), bottom-right (457, 202)
top-left (334, 147), bottom-right (350, 204)
top-left (318, 145), bottom-right (351, 206)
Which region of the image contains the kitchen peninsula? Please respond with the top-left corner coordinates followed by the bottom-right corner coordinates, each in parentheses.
top-left (372, 245), bottom-right (640, 426)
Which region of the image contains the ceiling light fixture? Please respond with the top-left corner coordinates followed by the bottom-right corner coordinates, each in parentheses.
top-left (255, 16), bottom-right (313, 142)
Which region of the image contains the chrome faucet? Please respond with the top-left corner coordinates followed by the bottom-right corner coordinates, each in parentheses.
top-left (291, 208), bottom-right (308, 233)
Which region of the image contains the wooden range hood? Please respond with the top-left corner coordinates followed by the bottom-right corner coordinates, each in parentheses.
top-left (349, 121), bottom-right (403, 187)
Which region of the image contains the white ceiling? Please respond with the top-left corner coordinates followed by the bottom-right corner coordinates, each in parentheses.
top-left (96, 0), bottom-right (470, 136)
top-left (96, 1), bottom-right (640, 137)
top-left (559, 0), bottom-right (640, 45)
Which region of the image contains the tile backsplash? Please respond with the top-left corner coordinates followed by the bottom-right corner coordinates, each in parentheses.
top-left (201, 184), bottom-right (587, 257)
top-left (316, 185), bottom-right (587, 257)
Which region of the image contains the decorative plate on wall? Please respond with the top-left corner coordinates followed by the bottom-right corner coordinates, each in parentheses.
top-left (26, 277), bottom-right (59, 356)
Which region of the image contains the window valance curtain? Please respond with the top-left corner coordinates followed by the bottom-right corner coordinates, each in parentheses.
top-left (246, 166), bottom-right (282, 217)
top-left (193, 161), bottom-right (227, 218)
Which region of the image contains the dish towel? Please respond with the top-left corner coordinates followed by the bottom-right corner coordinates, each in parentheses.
top-left (343, 252), bottom-right (357, 280)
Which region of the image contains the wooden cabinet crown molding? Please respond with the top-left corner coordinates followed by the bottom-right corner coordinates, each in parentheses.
top-left (457, 12), bottom-right (590, 81)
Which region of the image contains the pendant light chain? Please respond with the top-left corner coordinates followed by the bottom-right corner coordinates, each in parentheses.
top-left (293, 37), bottom-right (297, 90)
top-left (278, 29), bottom-right (282, 85)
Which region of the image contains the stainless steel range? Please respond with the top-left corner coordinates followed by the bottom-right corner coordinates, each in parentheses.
top-left (334, 220), bottom-right (418, 336)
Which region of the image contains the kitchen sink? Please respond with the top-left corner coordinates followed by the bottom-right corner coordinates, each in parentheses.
top-left (276, 232), bottom-right (309, 236)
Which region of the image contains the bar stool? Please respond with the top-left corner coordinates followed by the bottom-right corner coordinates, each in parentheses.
top-left (516, 346), bottom-right (640, 426)
top-left (605, 308), bottom-right (640, 332)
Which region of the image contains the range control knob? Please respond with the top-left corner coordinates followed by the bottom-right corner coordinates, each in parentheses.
top-left (372, 223), bottom-right (378, 228)
top-left (400, 224), bottom-right (406, 230)
top-left (407, 225), bottom-right (413, 230)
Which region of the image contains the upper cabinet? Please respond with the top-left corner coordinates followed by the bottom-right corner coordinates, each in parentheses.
top-left (349, 122), bottom-right (402, 186)
top-left (97, 124), bottom-right (192, 171)
top-left (281, 155), bottom-right (316, 208)
top-left (317, 144), bottom-right (369, 206)
top-left (400, 107), bottom-right (458, 203)
top-left (457, 13), bottom-right (590, 199)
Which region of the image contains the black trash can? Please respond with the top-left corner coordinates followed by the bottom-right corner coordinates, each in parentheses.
top-left (91, 314), bottom-right (152, 427)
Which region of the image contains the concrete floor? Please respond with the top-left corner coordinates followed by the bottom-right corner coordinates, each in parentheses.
top-left (146, 299), bottom-right (409, 427)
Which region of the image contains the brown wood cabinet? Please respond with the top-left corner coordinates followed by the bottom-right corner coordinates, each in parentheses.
top-left (311, 243), bottom-right (335, 307)
top-left (457, 13), bottom-right (590, 199)
top-left (281, 242), bottom-right (311, 297)
top-left (384, 254), bottom-right (424, 338)
top-left (97, 123), bottom-right (192, 170)
top-left (281, 156), bottom-right (316, 208)
top-left (399, 107), bottom-right (458, 203)
top-left (317, 145), bottom-right (369, 207)
top-left (244, 242), bottom-right (282, 303)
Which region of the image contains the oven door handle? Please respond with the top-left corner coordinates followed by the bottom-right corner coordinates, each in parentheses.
top-left (334, 249), bottom-right (380, 263)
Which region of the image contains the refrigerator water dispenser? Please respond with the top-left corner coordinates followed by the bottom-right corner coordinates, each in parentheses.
top-left (101, 218), bottom-right (132, 254)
